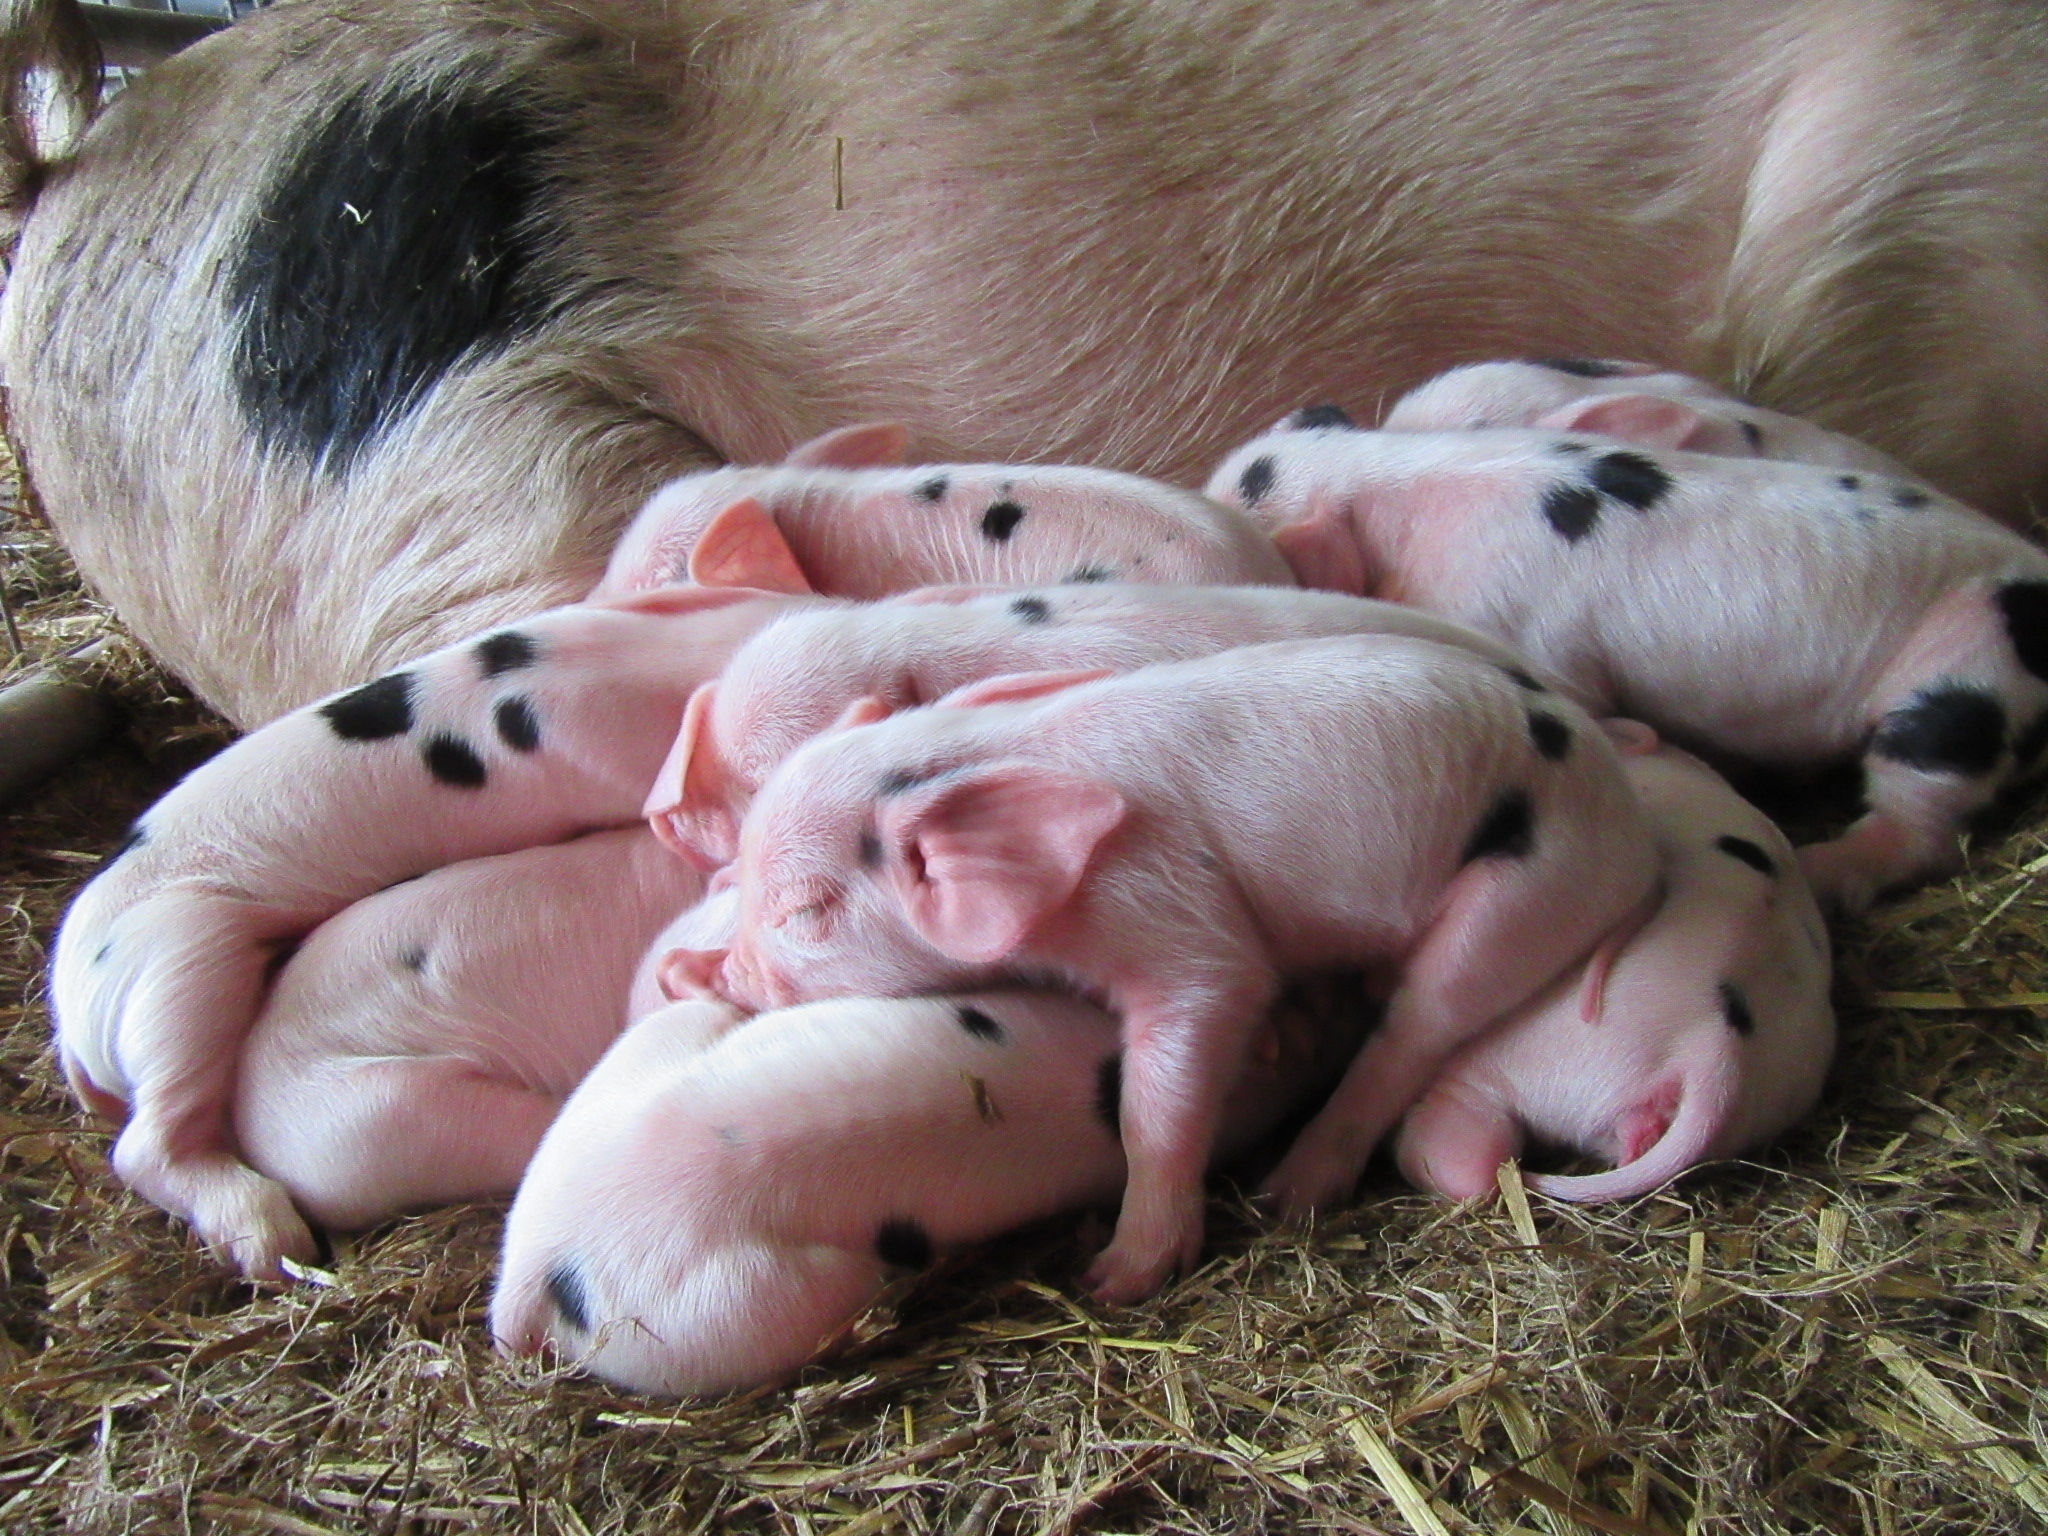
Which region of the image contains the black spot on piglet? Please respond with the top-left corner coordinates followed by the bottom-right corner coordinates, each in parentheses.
top-left (1739, 420), bottom-right (1763, 450)
top-left (1289, 403), bottom-right (1355, 430)
top-left (1463, 788), bottom-right (1535, 862)
top-left (980, 501), bottom-right (1025, 541)
top-left (399, 945), bottom-right (428, 973)
top-left (547, 1261), bottom-right (592, 1333)
top-left (1010, 596), bottom-right (1052, 624)
top-left (476, 630), bottom-right (537, 677)
top-left (1095, 1053), bottom-right (1123, 1138)
top-left (1067, 563), bottom-right (1114, 583)
top-left (495, 696), bottom-right (541, 752)
top-left (321, 671), bottom-right (415, 740)
top-left (424, 734), bottom-right (490, 788)
top-left (1588, 450), bottom-right (1673, 510)
top-left (1236, 455), bottom-right (1276, 505)
top-left (1531, 357), bottom-right (1629, 378)
top-left (874, 1218), bottom-right (934, 1270)
top-left (1892, 485), bottom-right (1930, 509)
top-left (858, 828), bottom-right (883, 868)
top-left (1540, 483), bottom-right (1601, 543)
top-left (1503, 666), bottom-right (1547, 693)
top-left (1714, 835), bottom-right (1777, 877)
top-left (1996, 581), bottom-right (2048, 681)
top-left (1871, 684), bottom-right (2006, 777)
top-left (1527, 712), bottom-right (1572, 760)
top-left (956, 1005), bottom-right (1005, 1043)
top-left (915, 475), bottom-right (949, 503)
top-left (1719, 980), bottom-right (1755, 1036)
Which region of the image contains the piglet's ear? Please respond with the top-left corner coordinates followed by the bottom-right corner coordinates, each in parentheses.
top-left (1270, 518), bottom-right (1367, 596)
top-left (1536, 394), bottom-right (1706, 452)
top-left (784, 422), bottom-right (910, 470)
top-left (689, 497), bottom-right (817, 595)
top-left (883, 765), bottom-right (1126, 963)
top-left (1598, 717), bottom-right (1660, 757)
top-left (645, 683), bottom-right (741, 868)
top-left (934, 668), bottom-right (1114, 710)
top-left (828, 695), bottom-right (893, 732)
top-left (656, 946), bottom-right (730, 1003)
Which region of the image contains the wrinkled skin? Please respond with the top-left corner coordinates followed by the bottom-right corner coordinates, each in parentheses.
top-left (12, 0), bottom-right (2048, 724)
top-left (1207, 419), bottom-right (2048, 910)
top-left (493, 950), bottom-right (1370, 1398)
top-left (649, 582), bottom-right (1536, 867)
top-left (1397, 739), bottom-right (1836, 1202)
top-left (684, 635), bottom-right (1658, 1302)
top-left (49, 587), bottom-right (800, 1275)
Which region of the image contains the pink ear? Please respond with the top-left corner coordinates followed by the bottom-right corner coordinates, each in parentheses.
top-left (1598, 717), bottom-right (1660, 757)
top-left (935, 668), bottom-right (1114, 710)
top-left (1536, 394), bottom-right (1707, 451)
top-left (1270, 519), bottom-right (1367, 595)
top-left (587, 584), bottom-right (776, 615)
top-left (783, 422), bottom-right (911, 470)
top-left (644, 683), bottom-right (741, 868)
top-left (828, 694), bottom-right (893, 732)
top-left (657, 947), bottom-right (730, 1002)
top-left (883, 765), bottom-right (1127, 963)
top-left (688, 497), bottom-right (817, 594)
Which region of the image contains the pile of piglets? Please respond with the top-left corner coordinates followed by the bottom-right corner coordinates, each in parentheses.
top-left (52, 356), bottom-right (2048, 1396)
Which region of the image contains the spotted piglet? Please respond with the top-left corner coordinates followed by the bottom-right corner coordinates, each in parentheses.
top-left (1207, 420), bottom-right (2048, 909)
top-left (649, 582), bottom-right (1537, 867)
top-left (1396, 734), bottom-right (1835, 1202)
top-left (673, 635), bottom-right (1658, 1301)
top-left (1379, 357), bottom-right (1909, 476)
top-left (50, 586), bottom-right (809, 1276)
top-left (235, 828), bottom-right (701, 1236)
top-left (594, 423), bottom-right (1292, 600)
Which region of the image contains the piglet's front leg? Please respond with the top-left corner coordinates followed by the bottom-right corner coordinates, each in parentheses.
top-left (1080, 964), bottom-right (1276, 1305)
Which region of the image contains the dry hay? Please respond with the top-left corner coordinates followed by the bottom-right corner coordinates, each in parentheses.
top-left (3, 448), bottom-right (2046, 1536)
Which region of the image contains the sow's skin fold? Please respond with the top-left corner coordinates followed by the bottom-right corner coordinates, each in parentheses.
top-left (235, 828), bottom-right (701, 1235)
top-left (48, 587), bottom-right (809, 1276)
top-left (648, 581), bottom-right (1539, 868)
top-left (1378, 358), bottom-right (1911, 477)
top-left (684, 634), bottom-right (1659, 1303)
top-left (493, 964), bottom-right (1369, 1398)
top-left (1207, 415), bottom-right (2048, 911)
top-left (594, 424), bottom-right (1294, 601)
top-left (1397, 737), bottom-right (1837, 1203)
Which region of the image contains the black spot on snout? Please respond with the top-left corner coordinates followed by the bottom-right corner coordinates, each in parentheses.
top-left (321, 672), bottom-right (416, 740)
top-left (1588, 450), bottom-right (1673, 510)
top-left (476, 631), bottom-right (538, 677)
top-left (1531, 357), bottom-right (1629, 378)
top-left (980, 501), bottom-right (1026, 542)
top-left (1010, 595), bottom-right (1052, 624)
top-left (858, 828), bottom-right (883, 868)
top-left (546, 1261), bottom-right (591, 1333)
top-left (1715, 835), bottom-right (1777, 877)
top-left (1462, 788), bottom-right (1535, 862)
top-left (1996, 581), bottom-right (2048, 681)
top-left (229, 81), bottom-right (563, 472)
top-left (494, 696), bottom-right (541, 752)
top-left (1527, 712), bottom-right (1572, 760)
top-left (1289, 403), bottom-right (1355, 431)
top-left (874, 1218), bottom-right (934, 1270)
top-left (915, 475), bottom-right (949, 502)
top-left (1236, 455), bottom-right (1276, 505)
top-left (1871, 685), bottom-right (2007, 777)
top-left (423, 734), bottom-right (489, 788)
top-left (1540, 483), bottom-right (1601, 543)
top-left (956, 1005), bottom-right (1005, 1043)
top-left (1718, 980), bottom-right (1755, 1036)
top-left (1095, 1053), bottom-right (1122, 1138)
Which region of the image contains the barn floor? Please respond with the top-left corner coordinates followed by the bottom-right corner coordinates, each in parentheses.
top-left (3, 452), bottom-right (2046, 1535)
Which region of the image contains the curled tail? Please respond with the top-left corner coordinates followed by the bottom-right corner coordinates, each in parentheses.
top-left (1525, 1047), bottom-right (1739, 1203)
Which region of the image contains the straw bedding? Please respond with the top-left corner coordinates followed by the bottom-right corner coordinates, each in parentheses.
top-left (3, 441), bottom-right (2046, 1535)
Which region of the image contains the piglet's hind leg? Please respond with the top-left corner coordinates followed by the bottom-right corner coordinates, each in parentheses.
top-left (1395, 1082), bottom-right (1525, 1202)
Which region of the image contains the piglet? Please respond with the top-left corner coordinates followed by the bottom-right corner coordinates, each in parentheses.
top-left (493, 934), bottom-right (1367, 1396)
top-left (1378, 357), bottom-right (1909, 476)
top-left (675, 635), bottom-right (1658, 1302)
top-left (651, 582), bottom-right (1538, 866)
top-left (235, 828), bottom-right (701, 1234)
top-left (594, 423), bottom-right (1292, 600)
top-left (1396, 736), bottom-right (1835, 1202)
top-left (49, 586), bottom-right (807, 1276)
top-left (1207, 420), bottom-right (2048, 909)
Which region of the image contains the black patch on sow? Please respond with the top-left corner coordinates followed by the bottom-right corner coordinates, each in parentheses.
top-left (1714, 834), bottom-right (1777, 877)
top-left (1462, 788), bottom-right (1535, 862)
top-left (874, 1218), bottom-right (934, 1270)
top-left (320, 671), bottom-right (416, 740)
top-left (956, 1005), bottom-right (1005, 1042)
top-left (1718, 980), bottom-right (1755, 1036)
top-left (1996, 581), bottom-right (2048, 681)
top-left (1871, 684), bottom-right (2006, 777)
top-left (980, 501), bottom-right (1026, 542)
top-left (424, 733), bottom-right (490, 788)
top-left (228, 80), bottom-right (563, 472)
top-left (546, 1261), bottom-right (592, 1333)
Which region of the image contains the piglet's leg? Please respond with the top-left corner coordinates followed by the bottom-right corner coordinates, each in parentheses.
top-left (102, 893), bottom-right (315, 1277)
top-left (1080, 968), bottom-right (1275, 1306)
top-left (238, 1057), bottom-right (564, 1233)
top-left (1394, 1081), bottom-right (1524, 1202)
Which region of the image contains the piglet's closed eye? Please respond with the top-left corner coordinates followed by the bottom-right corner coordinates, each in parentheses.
top-left (880, 766), bottom-right (1127, 963)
